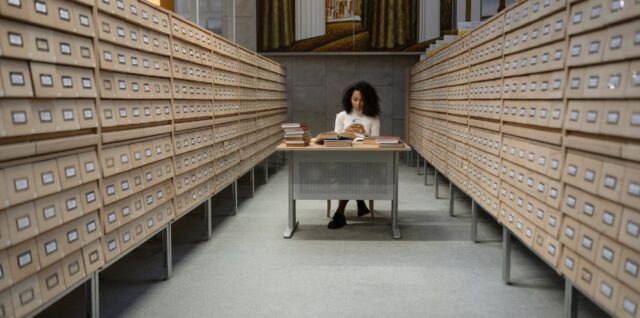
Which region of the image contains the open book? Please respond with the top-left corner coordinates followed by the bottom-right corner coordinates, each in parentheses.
top-left (314, 131), bottom-right (357, 144)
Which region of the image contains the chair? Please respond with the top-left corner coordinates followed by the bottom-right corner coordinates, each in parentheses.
top-left (326, 200), bottom-right (375, 218)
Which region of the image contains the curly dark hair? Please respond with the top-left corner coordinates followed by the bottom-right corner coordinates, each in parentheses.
top-left (341, 81), bottom-right (381, 118)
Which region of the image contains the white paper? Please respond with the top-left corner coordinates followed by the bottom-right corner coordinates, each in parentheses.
top-left (46, 240), bottom-right (57, 254)
top-left (581, 237), bottom-right (593, 250)
top-left (602, 247), bottom-right (614, 262)
top-left (41, 172), bottom-right (54, 185)
top-left (584, 170), bottom-right (596, 182)
top-left (80, 15), bottom-right (89, 26)
top-left (15, 178), bottom-right (28, 191)
top-left (600, 283), bottom-right (613, 298)
top-left (626, 221), bottom-right (639, 237)
top-left (35, 1), bottom-right (47, 13)
top-left (40, 74), bottom-right (53, 86)
top-left (565, 227), bottom-right (575, 238)
top-left (583, 203), bottom-right (594, 216)
top-left (17, 216), bottom-right (31, 229)
top-left (58, 8), bottom-right (70, 20)
top-left (565, 258), bottom-right (574, 269)
top-left (43, 206), bottom-right (55, 219)
top-left (611, 0), bottom-right (622, 10)
top-left (66, 198), bottom-right (77, 210)
top-left (18, 252), bottom-right (32, 267)
top-left (547, 244), bottom-right (556, 256)
top-left (67, 230), bottom-right (78, 242)
top-left (623, 299), bottom-right (637, 316)
top-left (65, 166), bottom-right (76, 178)
top-left (63, 110), bottom-right (74, 120)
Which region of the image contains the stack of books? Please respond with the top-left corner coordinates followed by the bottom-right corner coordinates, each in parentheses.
top-left (376, 136), bottom-right (404, 148)
top-left (282, 123), bottom-right (310, 147)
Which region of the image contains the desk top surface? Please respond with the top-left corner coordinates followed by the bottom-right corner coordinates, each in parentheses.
top-left (276, 140), bottom-right (412, 152)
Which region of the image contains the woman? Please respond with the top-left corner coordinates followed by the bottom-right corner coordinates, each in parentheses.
top-left (329, 81), bottom-right (381, 229)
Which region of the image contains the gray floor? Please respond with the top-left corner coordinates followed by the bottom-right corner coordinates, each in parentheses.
top-left (39, 159), bottom-right (609, 318)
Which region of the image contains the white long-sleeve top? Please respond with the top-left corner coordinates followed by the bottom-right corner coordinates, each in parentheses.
top-left (334, 110), bottom-right (380, 136)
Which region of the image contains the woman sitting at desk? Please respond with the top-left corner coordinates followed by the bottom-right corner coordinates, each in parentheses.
top-left (329, 81), bottom-right (381, 229)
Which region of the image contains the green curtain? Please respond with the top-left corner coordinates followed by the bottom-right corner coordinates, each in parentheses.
top-left (362, 0), bottom-right (417, 49)
top-left (258, 0), bottom-right (294, 51)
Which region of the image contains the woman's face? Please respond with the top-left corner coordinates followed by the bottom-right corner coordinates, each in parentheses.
top-left (351, 90), bottom-right (363, 112)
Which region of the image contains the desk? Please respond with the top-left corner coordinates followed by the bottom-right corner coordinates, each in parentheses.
top-left (277, 141), bottom-right (412, 239)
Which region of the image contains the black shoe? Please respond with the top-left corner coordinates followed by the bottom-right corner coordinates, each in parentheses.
top-left (328, 212), bottom-right (346, 229)
top-left (357, 201), bottom-right (370, 217)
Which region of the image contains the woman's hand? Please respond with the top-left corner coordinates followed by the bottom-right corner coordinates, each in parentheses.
top-left (344, 124), bottom-right (365, 134)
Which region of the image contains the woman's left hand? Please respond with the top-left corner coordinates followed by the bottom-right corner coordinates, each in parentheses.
top-left (344, 124), bottom-right (365, 134)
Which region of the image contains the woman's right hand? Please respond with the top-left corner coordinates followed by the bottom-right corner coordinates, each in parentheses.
top-left (344, 124), bottom-right (365, 134)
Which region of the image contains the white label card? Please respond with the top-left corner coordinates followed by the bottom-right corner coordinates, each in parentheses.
top-left (15, 178), bottom-right (28, 191)
top-left (17, 216), bottom-right (30, 229)
top-left (45, 241), bottom-right (57, 254)
top-left (65, 167), bottom-right (76, 178)
top-left (18, 252), bottom-right (32, 267)
top-left (10, 110), bottom-right (27, 125)
top-left (66, 198), bottom-right (77, 210)
top-left (43, 206), bottom-right (55, 219)
top-left (67, 230), bottom-right (78, 242)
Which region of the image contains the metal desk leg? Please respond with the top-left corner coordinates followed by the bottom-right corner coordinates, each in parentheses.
top-left (249, 167), bottom-right (255, 198)
top-left (284, 152), bottom-right (298, 238)
top-left (392, 152), bottom-right (401, 239)
top-left (232, 180), bottom-right (238, 215)
top-left (502, 226), bottom-right (512, 285)
top-left (204, 197), bottom-right (212, 241)
top-left (471, 200), bottom-right (478, 243)
top-left (85, 271), bottom-right (99, 318)
top-left (435, 169), bottom-right (439, 199)
top-left (162, 224), bottom-right (172, 280)
top-left (264, 158), bottom-right (269, 183)
top-left (449, 181), bottom-right (455, 217)
top-left (564, 279), bottom-right (578, 318)
top-left (415, 150), bottom-right (419, 167)
top-left (275, 153), bottom-right (279, 171)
